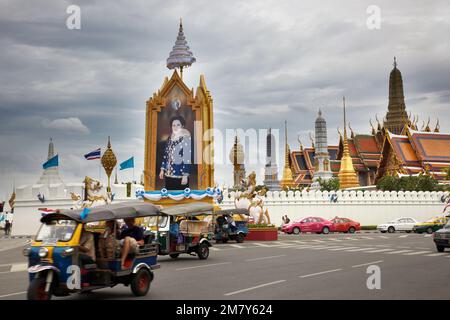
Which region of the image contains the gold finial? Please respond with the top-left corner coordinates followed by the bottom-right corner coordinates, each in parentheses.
top-left (348, 122), bottom-right (355, 139)
top-left (297, 135), bottom-right (303, 151)
top-left (425, 117), bottom-right (431, 132)
top-left (280, 120), bottom-right (295, 189)
top-left (370, 119), bottom-right (376, 135)
top-left (309, 132), bottom-right (315, 148)
top-left (101, 136), bottom-right (117, 192)
top-left (435, 119), bottom-right (440, 133)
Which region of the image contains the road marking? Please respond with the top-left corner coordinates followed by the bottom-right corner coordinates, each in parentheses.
top-left (328, 247), bottom-right (359, 251)
top-left (230, 244), bottom-right (246, 248)
top-left (309, 246), bottom-right (334, 250)
top-left (292, 245), bottom-right (317, 250)
top-left (0, 291), bottom-right (27, 298)
top-left (176, 262), bottom-right (231, 271)
top-left (386, 250), bottom-right (413, 254)
top-left (346, 247), bottom-right (376, 252)
top-left (424, 235), bottom-right (432, 238)
top-left (399, 235), bottom-right (409, 238)
top-left (425, 253), bottom-right (448, 257)
top-left (210, 247), bottom-right (221, 251)
top-left (403, 251), bottom-right (432, 256)
top-left (224, 280), bottom-right (286, 296)
top-left (246, 255), bottom-right (286, 262)
top-left (299, 269), bottom-right (343, 278)
top-left (378, 236), bottom-right (389, 239)
top-left (366, 249), bottom-right (396, 253)
top-left (293, 240), bottom-right (307, 244)
top-left (10, 263), bottom-right (28, 273)
top-left (312, 240), bottom-right (325, 243)
top-left (359, 237), bottom-right (374, 240)
top-left (352, 260), bottom-right (384, 268)
top-left (253, 243), bottom-right (271, 247)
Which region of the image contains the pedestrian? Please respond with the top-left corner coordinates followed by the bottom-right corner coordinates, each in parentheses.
top-left (284, 215), bottom-right (291, 224)
top-left (4, 211), bottom-right (11, 236)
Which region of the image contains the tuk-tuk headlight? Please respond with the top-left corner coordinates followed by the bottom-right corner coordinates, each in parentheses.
top-left (23, 247), bottom-right (32, 257)
top-left (61, 248), bottom-right (74, 257)
top-left (38, 247), bottom-right (48, 258)
top-left (160, 232), bottom-right (167, 237)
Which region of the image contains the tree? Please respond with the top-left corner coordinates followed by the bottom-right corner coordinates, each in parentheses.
top-left (377, 175), bottom-right (439, 191)
top-left (317, 177), bottom-right (340, 191)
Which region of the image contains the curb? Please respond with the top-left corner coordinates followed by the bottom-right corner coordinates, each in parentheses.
top-left (0, 235), bottom-right (32, 240)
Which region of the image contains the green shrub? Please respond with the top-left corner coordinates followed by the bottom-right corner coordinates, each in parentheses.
top-left (248, 223), bottom-right (276, 229)
top-left (360, 225), bottom-right (378, 230)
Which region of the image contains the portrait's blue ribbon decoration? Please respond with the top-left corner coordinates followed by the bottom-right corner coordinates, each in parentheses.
top-left (42, 154), bottom-right (59, 169)
top-left (136, 188), bottom-right (222, 201)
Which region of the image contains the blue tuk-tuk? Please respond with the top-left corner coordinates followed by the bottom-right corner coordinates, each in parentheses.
top-left (214, 208), bottom-right (249, 243)
top-left (24, 201), bottom-right (162, 300)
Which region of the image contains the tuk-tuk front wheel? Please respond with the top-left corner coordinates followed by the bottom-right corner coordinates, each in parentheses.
top-left (130, 269), bottom-right (152, 297)
top-left (27, 276), bottom-right (53, 300)
top-left (236, 233), bottom-right (245, 243)
top-left (169, 253), bottom-right (180, 259)
top-left (197, 243), bottom-right (209, 260)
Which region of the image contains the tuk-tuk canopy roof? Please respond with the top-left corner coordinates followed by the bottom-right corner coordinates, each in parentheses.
top-left (40, 201), bottom-right (162, 223)
top-left (214, 208), bottom-right (249, 216)
top-left (160, 202), bottom-right (214, 217)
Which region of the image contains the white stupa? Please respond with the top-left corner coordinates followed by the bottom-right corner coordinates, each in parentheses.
top-left (37, 138), bottom-right (64, 185)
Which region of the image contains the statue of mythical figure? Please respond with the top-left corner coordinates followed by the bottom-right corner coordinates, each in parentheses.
top-left (234, 171), bottom-right (271, 224)
top-left (70, 176), bottom-right (110, 209)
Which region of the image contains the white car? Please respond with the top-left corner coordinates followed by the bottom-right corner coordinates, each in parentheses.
top-left (377, 217), bottom-right (419, 233)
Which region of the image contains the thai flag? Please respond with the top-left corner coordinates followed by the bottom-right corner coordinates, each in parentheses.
top-left (84, 148), bottom-right (101, 160)
top-left (39, 208), bottom-right (56, 217)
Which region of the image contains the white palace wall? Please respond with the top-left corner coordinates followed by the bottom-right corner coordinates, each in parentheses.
top-left (11, 185), bottom-right (449, 235)
top-left (219, 190), bottom-right (450, 227)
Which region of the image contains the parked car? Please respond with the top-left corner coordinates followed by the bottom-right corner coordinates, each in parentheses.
top-left (413, 216), bottom-right (448, 234)
top-left (432, 217), bottom-right (450, 252)
top-left (281, 217), bottom-right (333, 235)
top-left (377, 217), bottom-right (418, 233)
top-left (330, 217), bottom-right (361, 233)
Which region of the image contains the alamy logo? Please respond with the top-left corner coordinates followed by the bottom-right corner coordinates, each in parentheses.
top-left (366, 265), bottom-right (381, 290)
top-left (66, 5), bottom-right (81, 30)
top-left (66, 265), bottom-right (81, 290)
top-left (366, 5), bottom-right (381, 30)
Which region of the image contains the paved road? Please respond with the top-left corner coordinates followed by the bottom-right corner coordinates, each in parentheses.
top-left (1, 232), bottom-right (449, 300)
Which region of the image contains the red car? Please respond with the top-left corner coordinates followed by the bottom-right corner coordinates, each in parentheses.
top-left (281, 216), bottom-right (333, 235)
top-left (330, 217), bottom-right (361, 233)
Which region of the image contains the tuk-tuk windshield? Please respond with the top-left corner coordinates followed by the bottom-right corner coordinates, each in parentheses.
top-left (36, 219), bottom-right (77, 242)
top-left (145, 216), bottom-right (168, 228)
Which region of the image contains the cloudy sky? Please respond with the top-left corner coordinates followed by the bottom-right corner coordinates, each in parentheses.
top-left (1, 0), bottom-right (449, 200)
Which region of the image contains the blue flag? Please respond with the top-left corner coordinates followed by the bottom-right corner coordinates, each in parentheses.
top-left (80, 207), bottom-right (91, 220)
top-left (119, 157), bottom-right (134, 170)
top-left (43, 154), bottom-right (59, 169)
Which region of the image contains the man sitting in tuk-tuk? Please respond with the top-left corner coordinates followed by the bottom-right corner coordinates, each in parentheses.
top-left (119, 218), bottom-right (144, 269)
top-left (79, 227), bottom-right (96, 265)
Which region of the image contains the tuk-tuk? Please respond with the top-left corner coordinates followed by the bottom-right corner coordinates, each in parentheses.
top-left (213, 208), bottom-right (249, 243)
top-left (145, 202), bottom-right (214, 260)
top-left (24, 201), bottom-right (161, 300)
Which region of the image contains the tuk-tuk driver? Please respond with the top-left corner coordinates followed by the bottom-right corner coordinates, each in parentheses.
top-left (119, 218), bottom-right (144, 269)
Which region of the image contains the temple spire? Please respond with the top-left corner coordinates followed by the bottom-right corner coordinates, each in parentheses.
top-left (384, 57), bottom-right (408, 134)
top-left (166, 18), bottom-right (196, 79)
top-left (48, 138), bottom-right (54, 160)
top-left (338, 97), bottom-right (359, 189)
